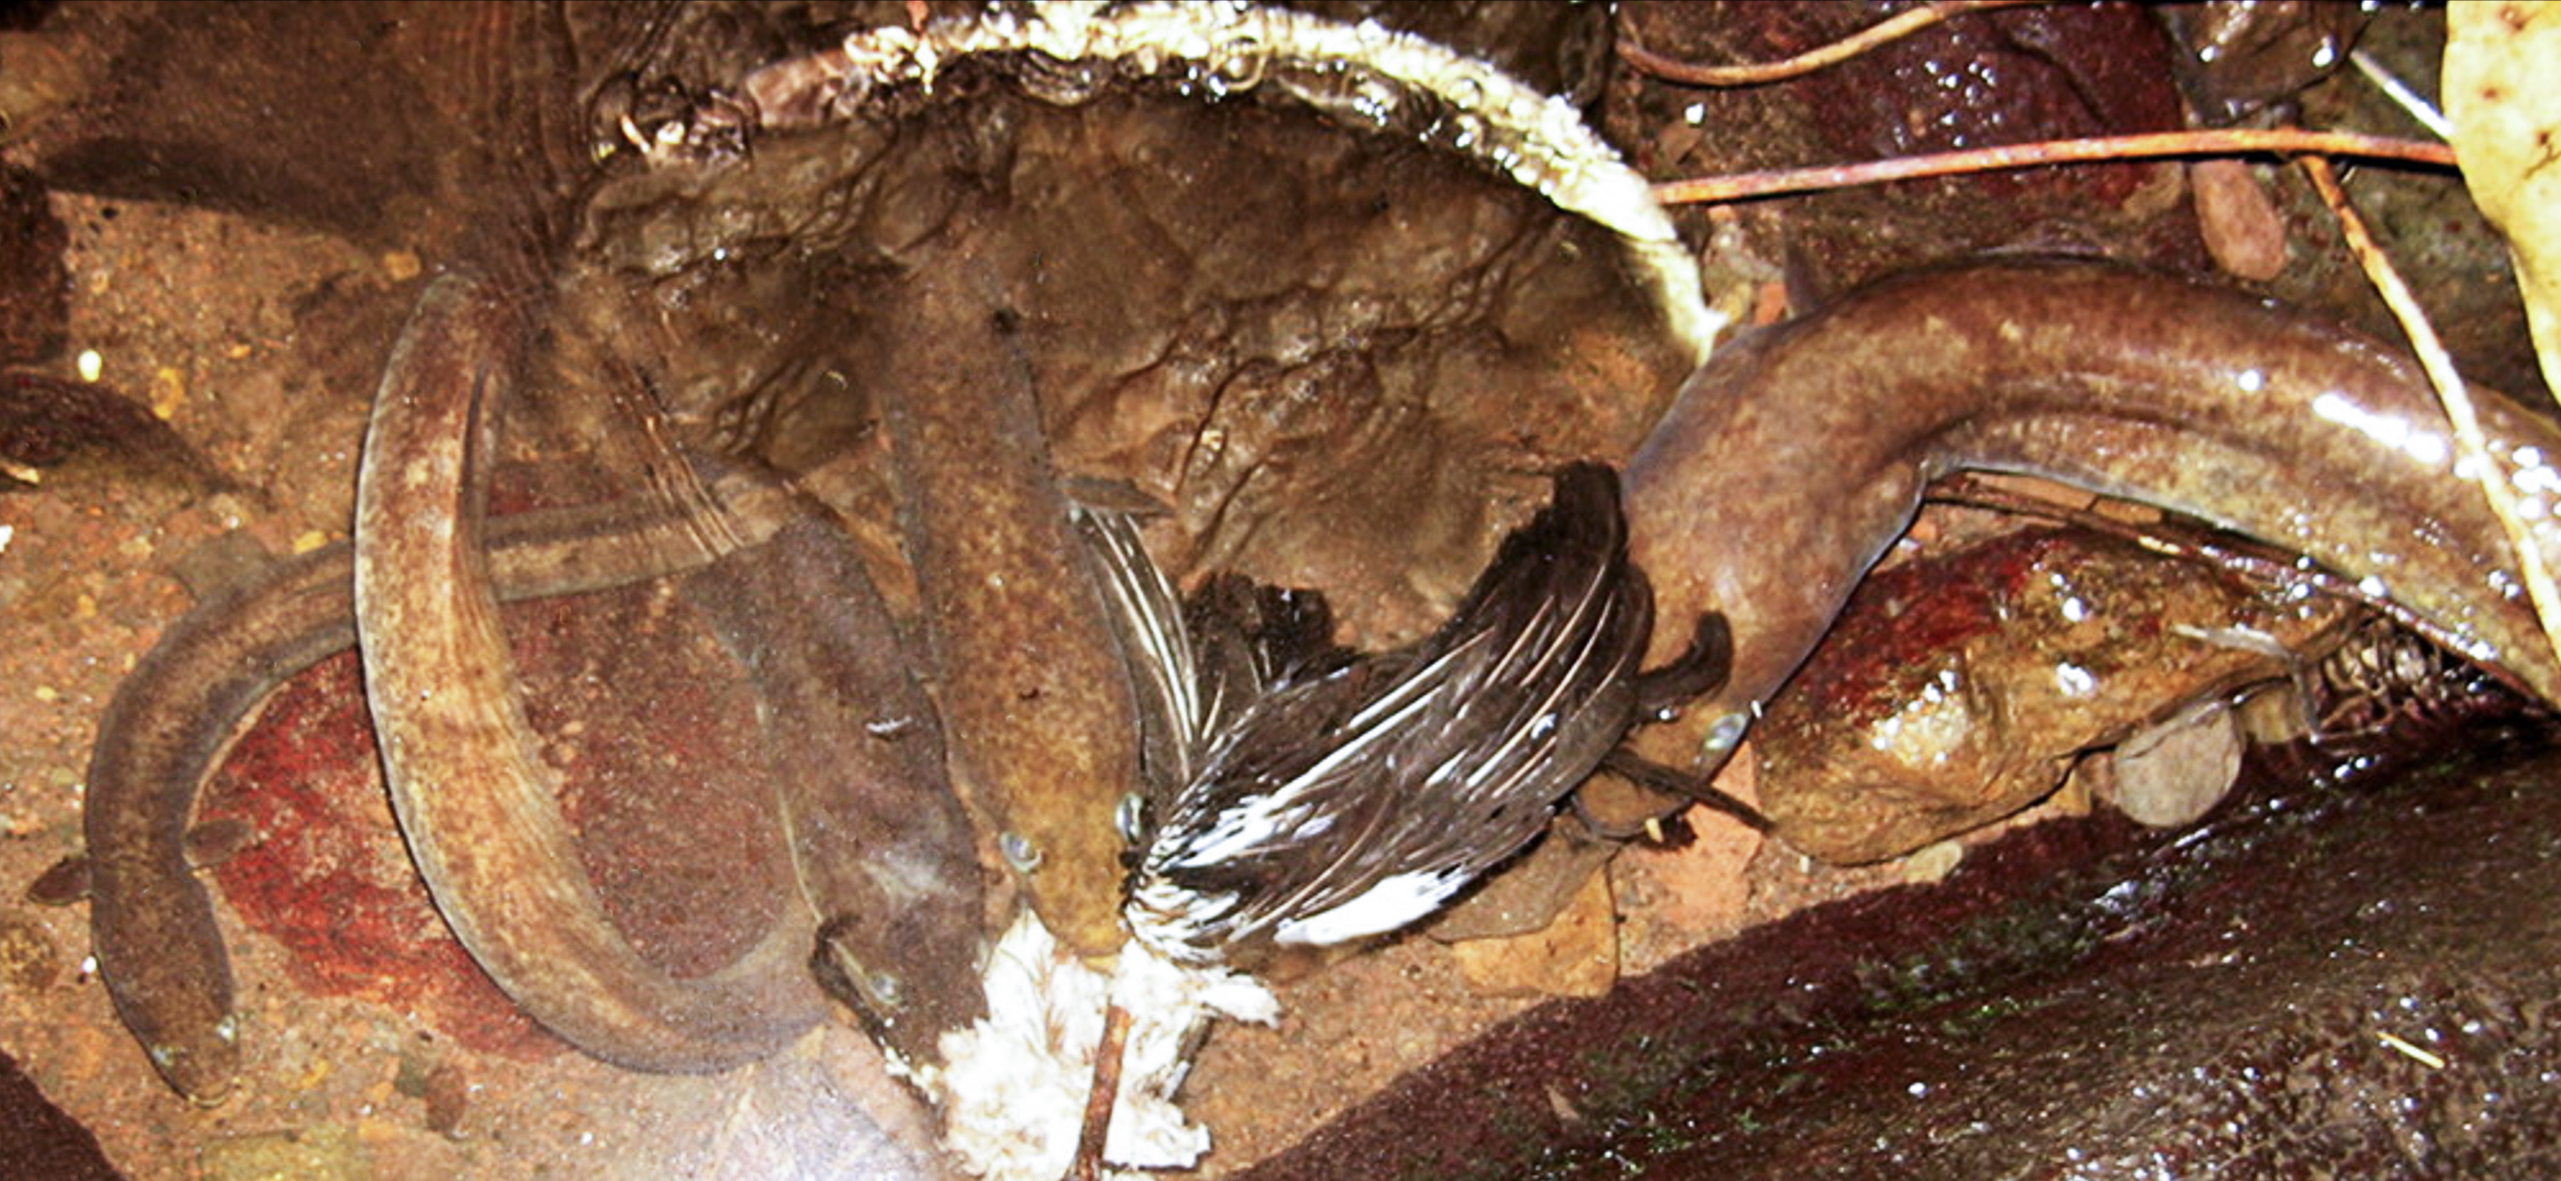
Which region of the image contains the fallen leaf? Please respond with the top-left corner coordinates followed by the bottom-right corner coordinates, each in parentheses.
top-left (2447, 1), bottom-right (2561, 399)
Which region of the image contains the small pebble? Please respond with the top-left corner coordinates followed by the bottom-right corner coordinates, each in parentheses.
top-left (2111, 698), bottom-right (2243, 829)
top-left (1901, 840), bottom-right (1964, 884)
top-left (150, 366), bottom-right (186, 419)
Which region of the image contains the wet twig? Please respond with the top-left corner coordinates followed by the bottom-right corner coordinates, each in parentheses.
top-left (1651, 129), bottom-right (2455, 206)
top-left (1065, 1001), bottom-right (1131, 1181)
top-left (2297, 153), bottom-right (2561, 697)
top-left (1620, 0), bottom-right (2040, 88)
top-left (1925, 475), bottom-right (2545, 705)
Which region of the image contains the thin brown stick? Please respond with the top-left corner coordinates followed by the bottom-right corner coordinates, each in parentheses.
top-left (2296, 154), bottom-right (2561, 695)
top-left (1652, 129), bottom-right (2456, 206)
top-left (1621, 0), bottom-right (2040, 87)
top-left (1065, 1001), bottom-right (1133, 1181)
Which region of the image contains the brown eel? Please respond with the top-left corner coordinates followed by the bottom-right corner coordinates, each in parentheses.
top-left (81, 456), bottom-right (812, 1103)
top-left (85, 431), bottom-right (985, 1101)
top-left (355, 273), bottom-right (903, 1082)
top-left (1627, 258), bottom-right (2561, 780)
top-left (676, 476), bottom-right (989, 1069)
top-left (869, 242), bottom-right (1148, 961)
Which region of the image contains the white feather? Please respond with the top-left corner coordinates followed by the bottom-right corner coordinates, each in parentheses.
top-left (932, 913), bottom-right (1278, 1180)
top-left (1272, 866), bottom-right (1475, 947)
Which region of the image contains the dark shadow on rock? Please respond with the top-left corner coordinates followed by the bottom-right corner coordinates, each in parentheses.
top-left (0, 1049), bottom-right (122, 1181)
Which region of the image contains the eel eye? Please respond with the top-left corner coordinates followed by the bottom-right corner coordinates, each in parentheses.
top-left (813, 920), bottom-right (906, 1021)
top-left (999, 831), bottom-right (1043, 872)
top-left (1702, 711), bottom-right (1751, 756)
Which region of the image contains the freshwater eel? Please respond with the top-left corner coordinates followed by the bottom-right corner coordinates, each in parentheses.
top-left (1626, 258), bottom-right (2561, 781)
top-left (870, 245), bottom-right (1147, 961)
top-left (678, 493), bottom-right (989, 1070)
top-left (354, 274), bottom-right (830, 1078)
top-left (80, 461), bottom-right (808, 1103)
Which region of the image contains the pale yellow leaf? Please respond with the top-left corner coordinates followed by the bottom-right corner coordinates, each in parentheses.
top-left (2447, 1), bottom-right (2561, 400)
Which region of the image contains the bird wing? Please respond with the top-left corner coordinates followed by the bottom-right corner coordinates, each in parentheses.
top-left (1132, 464), bottom-right (1654, 964)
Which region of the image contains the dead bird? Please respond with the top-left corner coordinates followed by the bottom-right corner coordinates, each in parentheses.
top-left (1122, 461), bottom-right (1734, 971)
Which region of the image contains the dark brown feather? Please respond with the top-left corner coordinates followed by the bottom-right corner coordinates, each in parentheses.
top-left (1126, 463), bottom-right (1682, 967)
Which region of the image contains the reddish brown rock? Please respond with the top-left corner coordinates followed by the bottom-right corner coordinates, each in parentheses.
top-left (1755, 527), bottom-right (2350, 863)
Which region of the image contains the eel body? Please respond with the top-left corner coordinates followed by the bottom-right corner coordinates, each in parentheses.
top-left (1627, 259), bottom-right (2561, 773)
top-left (352, 274), bottom-right (833, 1077)
top-left (84, 543), bottom-right (360, 1105)
top-left (681, 501), bottom-right (990, 1068)
top-left (83, 470), bottom-right (809, 1102)
top-left (347, 273), bottom-right (987, 1077)
top-left (87, 271), bottom-right (988, 1097)
top-left (871, 250), bottom-right (1147, 960)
